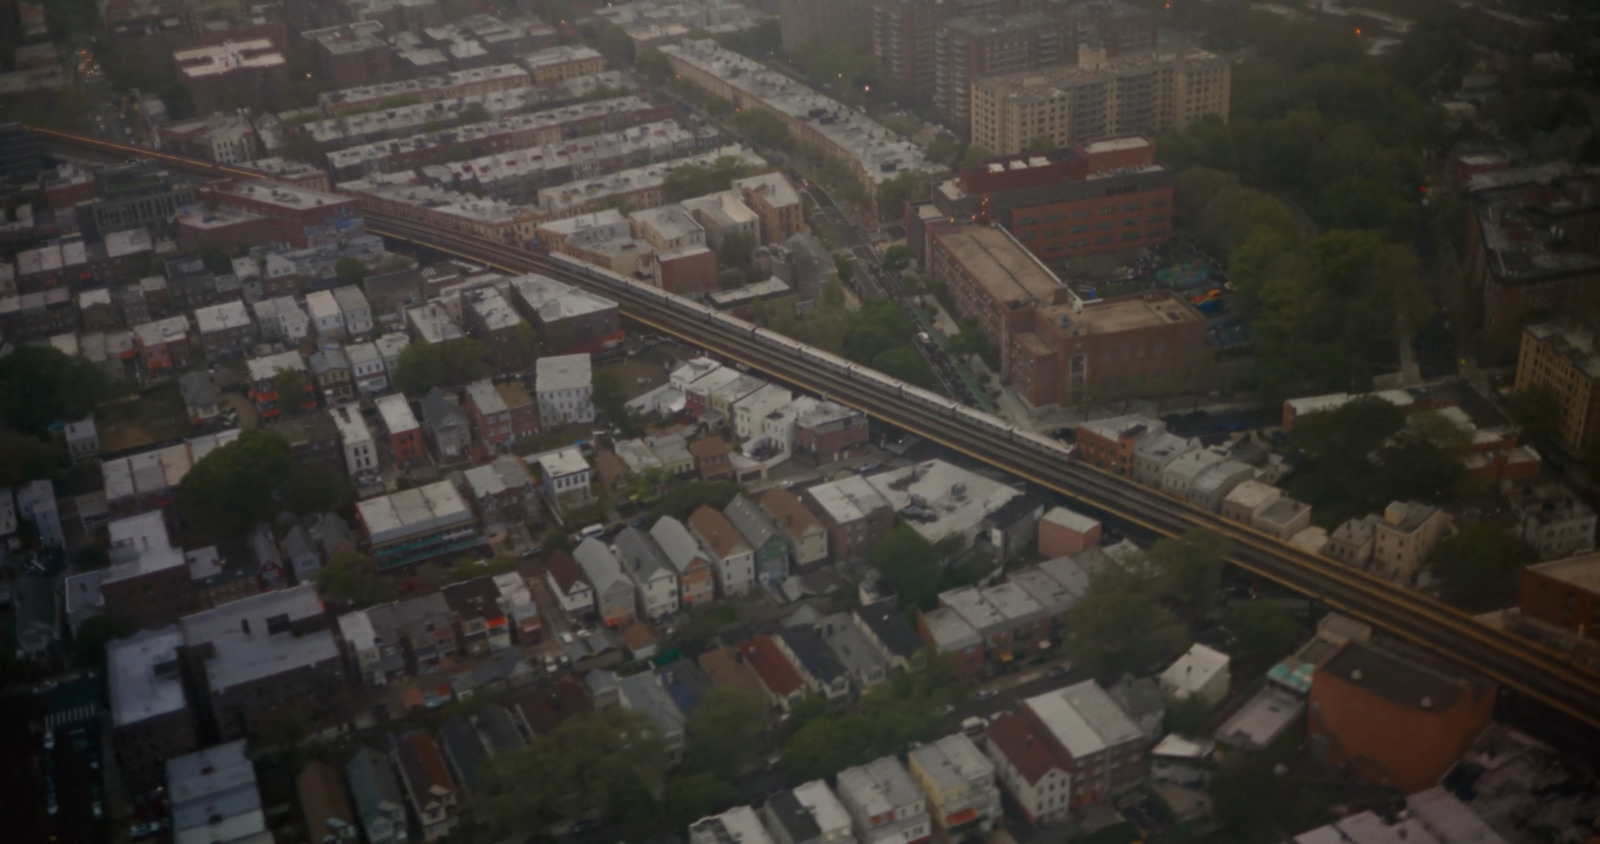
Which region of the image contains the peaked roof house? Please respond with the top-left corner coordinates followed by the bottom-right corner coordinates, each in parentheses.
top-left (298, 759), bottom-right (359, 843)
top-left (544, 549), bottom-right (596, 625)
top-left (345, 745), bottom-right (409, 844)
top-left (439, 715), bottom-right (489, 795)
top-left (724, 494), bottom-right (788, 588)
top-left (777, 625), bottom-right (851, 700)
top-left (614, 527), bottom-right (680, 621)
top-left (690, 504), bottom-right (756, 598)
top-left (651, 515), bottom-right (717, 607)
top-left (738, 635), bottom-right (807, 712)
top-left (760, 488), bottom-right (829, 570)
top-left (573, 537), bottom-right (635, 627)
top-left (390, 730), bottom-right (459, 842)
top-left (419, 386), bottom-right (471, 463)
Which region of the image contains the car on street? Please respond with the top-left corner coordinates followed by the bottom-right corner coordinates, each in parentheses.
top-left (43, 729), bottom-right (53, 750)
top-left (973, 688), bottom-right (998, 702)
top-left (1045, 664), bottom-right (1070, 679)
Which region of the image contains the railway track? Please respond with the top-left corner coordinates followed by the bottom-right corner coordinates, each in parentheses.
top-left (31, 126), bottom-right (1600, 731)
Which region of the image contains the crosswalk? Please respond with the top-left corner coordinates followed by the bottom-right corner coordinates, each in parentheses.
top-left (45, 704), bottom-right (98, 731)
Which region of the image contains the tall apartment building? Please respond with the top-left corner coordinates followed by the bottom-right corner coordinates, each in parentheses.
top-left (780, 0), bottom-right (873, 52)
top-left (1466, 168), bottom-right (1600, 341)
top-left (109, 627), bottom-right (199, 792)
top-left (970, 46), bottom-right (1230, 155)
top-left (935, 14), bottom-right (1078, 129)
top-left (873, 0), bottom-right (1012, 97)
top-left (1514, 321), bottom-right (1600, 456)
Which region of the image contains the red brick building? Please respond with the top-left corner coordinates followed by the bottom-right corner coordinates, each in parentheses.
top-left (376, 394), bottom-right (426, 468)
top-left (924, 137), bottom-right (1173, 264)
top-left (793, 400), bottom-right (870, 464)
top-left (198, 180), bottom-right (363, 249)
top-left (802, 476), bottom-right (895, 564)
top-left (1469, 176), bottom-right (1600, 342)
top-left (304, 22), bottom-right (392, 90)
top-left (1073, 415), bottom-right (1160, 476)
top-left (1519, 554), bottom-right (1600, 641)
top-left (651, 245), bottom-right (717, 296)
top-left (1308, 641), bottom-right (1496, 794)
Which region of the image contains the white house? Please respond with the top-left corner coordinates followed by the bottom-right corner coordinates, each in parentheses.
top-left (330, 404), bottom-right (377, 478)
top-left (534, 447), bottom-right (591, 511)
top-left (305, 290), bottom-right (344, 340)
top-left (332, 285), bottom-right (374, 336)
top-left (1159, 643), bottom-right (1231, 708)
top-left (346, 341), bottom-right (387, 394)
top-left (732, 383), bottom-right (792, 442)
top-left (536, 354), bottom-right (594, 425)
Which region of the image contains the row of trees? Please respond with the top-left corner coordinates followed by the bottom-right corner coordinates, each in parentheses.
top-left (766, 293), bottom-right (939, 391)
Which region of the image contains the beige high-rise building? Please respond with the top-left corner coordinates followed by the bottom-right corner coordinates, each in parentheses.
top-left (969, 46), bottom-right (1230, 154)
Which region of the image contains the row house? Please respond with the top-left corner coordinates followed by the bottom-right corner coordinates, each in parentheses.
top-left (906, 734), bottom-right (1002, 841)
top-left (310, 346), bottom-right (357, 406)
top-left (690, 436), bottom-right (734, 481)
top-left (390, 731), bottom-right (460, 842)
top-left (246, 349), bottom-right (313, 419)
top-left (464, 378), bottom-right (539, 452)
top-left (761, 488), bottom-right (829, 571)
top-left (376, 394), bottom-right (427, 468)
top-left (651, 516), bottom-right (718, 608)
top-left (331, 405), bottom-right (378, 478)
top-left (347, 341), bottom-right (388, 395)
top-left (421, 388), bottom-right (473, 464)
top-left (817, 612), bottom-right (891, 692)
top-left (738, 635), bottom-right (808, 712)
top-left (1017, 681), bottom-right (1148, 806)
top-left (193, 300), bottom-right (255, 360)
top-left (133, 315), bottom-right (192, 378)
top-left (442, 576), bottom-right (512, 657)
top-left (616, 526), bottom-right (684, 620)
top-left (278, 410), bottom-right (347, 478)
top-left (835, 756), bottom-right (931, 844)
top-left (346, 746), bottom-right (409, 844)
top-left (802, 476), bottom-right (893, 564)
top-left (507, 273), bottom-right (624, 356)
top-left (307, 290), bottom-right (346, 340)
top-left (0, 288), bottom-right (75, 341)
top-left (573, 537), bottom-right (637, 628)
top-left (534, 447), bottom-right (593, 511)
top-left (690, 504), bottom-right (756, 597)
top-left (355, 481), bottom-right (480, 570)
top-left (777, 626), bottom-right (851, 701)
top-left (461, 455), bottom-right (538, 534)
top-left (463, 287), bottom-right (528, 372)
top-left (937, 583), bottom-right (1052, 665)
top-left (544, 549), bottom-right (595, 625)
top-left (982, 712), bottom-right (1073, 826)
top-left (333, 285), bottom-right (375, 336)
top-left (253, 295), bottom-right (312, 343)
top-left (723, 495), bottom-right (789, 588)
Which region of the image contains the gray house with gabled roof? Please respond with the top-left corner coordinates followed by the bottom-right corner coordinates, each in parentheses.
top-left (419, 387), bottom-right (471, 463)
top-left (613, 527), bottom-right (679, 621)
top-left (725, 494), bottom-right (788, 587)
top-left (345, 746), bottom-right (408, 844)
top-left (573, 537), bottom-right (636, 627)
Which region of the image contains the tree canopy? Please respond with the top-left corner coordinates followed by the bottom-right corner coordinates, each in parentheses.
top-left (391, 339), bottom-right (492, 395)
top-left (1285, 398), bottom-right (1465, 527)
top-left (335, 257), bottom-right (367, 288)
top-left (315, 550), bottom-right (396, 608)
top-left (177, 429), bottom-right (349, 539)
top-left (662, 157), bottom-right (765, 203)
top-left (683, 687), bottom-right (768, 778)
top-left (0, 346), bottom-right (122, 436)
top-left (1428, 522), bottom-right (1530, 611)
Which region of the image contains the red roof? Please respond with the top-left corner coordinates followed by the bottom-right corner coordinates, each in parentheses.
top-left (738, 636), bottom-right (806, 698)
top-left (545, 550), bottom-right (588, 595)
top-left (986, 712), bottom-right (1068, 786)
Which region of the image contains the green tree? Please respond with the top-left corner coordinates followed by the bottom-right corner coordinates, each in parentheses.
top-left (335, 256), bottom-right (367, 288)
top-left (0, 347), bottom-right (122, 436)
top-left (593, 371), bottom-right (642, 436)
top-left (868, 525), bottom-right (945, 610)
top-left (177, 429), bottom-right (296, 539)
top-left (1163, 693), bottom-right (1216, 738)
top-left (1147, 530), bottom-right (1231, 620)
top-left (392, 343), bottom-right (445, 395)
top-left (475, 708), bottom-right (670, 832)
top-left (881, 244), bottom-right (912, 272)
top-left (315, 550), bottom-right (396, 608)
top-left (651, 482), bottom-right (746, 521)
top-left (444, 142), bottom-right (474, 163)
top-left (197, 241), bottom-right (233, 275)
top-left (875, 170), bottom-right (922, 219)
top-left (1506, 385), bottom-right (1562, 442)
top-left (74, 615), bottom-right (130, 670)
top-left (1429, 523), bottom-right (1531, 611)
top-left (706, 96), bottom-right (734, 117)
top-left (956, 144), bottom-right (994, 171)
top-left (278, 132), bottom-right (325, 165)
top-left (1067, 590), bottom-right (1189, 682)
top-left (507, 322), bottom-right (541, 371)
top-left (684, 688), bottom-right (768, 778)
top-left (0, 429), bottom-right (64, 486)
top-left (282, 463), bottom-right (353, 516)
top-left (635, 48), bottom-right (672, 84)
top-left (1223, 601), bottom-right (1302, 675)
top-left (871, 347), bottom-right (939, 391)
top-left (728, 108), bottom-right (791, 150)
top-left (1023, 135), bottom-right (1057, 154)
top-left (834, 256), bottom-right (854, 287)
top-left (718, 232), bottom-right (757, 270)
top-left (74, 545), bottom-right (111, 570)
top-left (820, 276), bottom-right (846, 308)
top-left (458, 101), bottom-right (491, 125)
top-left (273, 367), bottom-right (308, 414)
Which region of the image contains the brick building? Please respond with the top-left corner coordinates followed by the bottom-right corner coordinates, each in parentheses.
top-left (970, 46), bottom-right (1230, 155)
top-left (1467, 172), bottom-right (1600, 342)
top-left (198, 180), bottom-right (364, 249)
top-left (734, 173), bottom-right (806, 245)
top-left (179, 584), bottom-right (351, 741)
top-left (173, 39), bottom-right (289, 114)
top-left (1308, 641), bottom-right (1496, 794)
top-left (194, 300), bottom-right (255, 360)
top-left (1513, 321), bottom-right (1600, 456)
top-left (922, 137), bottom-right (1173, 263)
top-left (463, 287), bottom-right (529, 373)
top-left (1073, 414), bottom-right (1163, 476)
top-left (1020, 680), bottom-right (1146, 805)
top-left (276, 410), bottom-right (346, 477)
top-left (508, 274), bottom-right (624, 355)
top-left (803, 476), bottom-right (895, 564)
top-left (929, 223), bottom-right (1207, 407)
top-left (304, 21), bottom-right (392, 90)
top-left (109, 627), bottom-right (199, 792)
top-left (1519, 553), bottom-right (1600, 642)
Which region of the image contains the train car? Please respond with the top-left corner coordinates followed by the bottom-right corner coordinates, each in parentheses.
top-left (754, 328), bottom-right (805, 356)
top-left (707, 307), bottom-right (758, 338)
top-left (1012, 427), bottom-right (1071, 458)
top-left (955, 403), bottom-right (1013, 437)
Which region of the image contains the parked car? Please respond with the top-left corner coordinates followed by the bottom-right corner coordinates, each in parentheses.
top-left (973, 688), bottom-right (998, 702)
